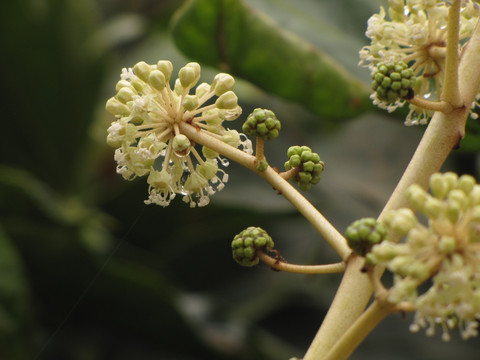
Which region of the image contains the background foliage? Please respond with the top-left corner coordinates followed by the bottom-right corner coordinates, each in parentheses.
top-left (1, 0), bottom-right (479, 359)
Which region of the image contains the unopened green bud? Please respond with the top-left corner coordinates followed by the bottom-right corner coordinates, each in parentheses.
top-left (243, 108), bottom-right (281, 141)
top-left (369, 241), bottom-right (399, 263)
top-left (195, 82), bottom-right (211, 98)
top-left (372, 61), bottom-right (415, 103)
top-left (116, 87), bottom-right (136, 103)
top-left (384, 208), bottom-right (418, 235)
top-left (443, 172), bottom-right (458, 192)
top-left (215, 91), bottom-right (238, 109)
top-left (345, 217), bottom-right (387, 256)
top-left (430, 172), bottom-right (447, 199)
top-left (133, 61), bottom-right (153, 82)
top-left (148, 69), bottom-right (166, 90)
top-left (172, 134), bottom-right (191, 156)
top-left (439, 235), bottom-right (456, 254)
top-left (285, 145), bottom-right (324, 191)
top-left (389, 256), bottom-right (415, 277)
top-left (106, 97), bottom-right (130, 116)
top-left (424, 197), bottom-right (445, 219)
top-left (448, 189), bottom-right (468, 210)
top-left (115, 79), bottom-right (134, 92)
top-left (232, 227), bottom-right (274, 267)
top-left (182, 95), bottom-right (199, 111)
top-left (179, 66), bottom-right (197, 88)
top-left (446, 200), bottom-right (462, 223)
top-left (156, 60), bottom-right (173, 81)
top-left (211, 73), bottom-right (235, 96)
top-left (458, 174), bottom-right (476, 195)
top-left (407, 184), bottom-right (429, 212)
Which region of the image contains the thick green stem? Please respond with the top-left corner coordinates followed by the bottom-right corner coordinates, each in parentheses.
top-left (178, 122), bottom-right (351, 259)
top-left (441, 0), bottom-right (462, 107)
top-left (323, 301), bottom-right (393, 360)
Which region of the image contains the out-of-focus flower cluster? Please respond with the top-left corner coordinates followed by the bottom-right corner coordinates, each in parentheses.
top-left (106, 61), bottom-right (252, 207)
top-left (359, 0), bottom-right (480, 125)
top-left (367, 172), bottom-right (480, 341)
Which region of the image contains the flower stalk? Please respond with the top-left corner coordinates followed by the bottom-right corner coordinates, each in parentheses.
top-left (256, 250), bottom-right (345, 274)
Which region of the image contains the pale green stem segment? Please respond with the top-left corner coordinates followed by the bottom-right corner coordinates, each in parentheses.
top-left (408, 97), bottom-right (452, 113)
top-left (441, 0), bottom-right (462, 107)
top-left (303, 8), bottom-right (480, 360)
top-left (257, 250), bottom-right (345, 274)
top-left (178, 122), bottom-right (352, 259)
top-left (322, 300), bottom-right (393, 360)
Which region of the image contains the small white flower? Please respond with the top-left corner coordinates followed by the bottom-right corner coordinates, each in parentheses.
top-left (106, 61), bottom-right (249, 207)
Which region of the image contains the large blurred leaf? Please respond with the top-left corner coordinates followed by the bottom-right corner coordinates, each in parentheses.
top-left (170, 0), bottom-right (375, 121)
top-left (0, 227), bottom-right (32, 360)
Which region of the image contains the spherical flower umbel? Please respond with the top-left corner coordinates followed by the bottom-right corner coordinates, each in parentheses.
top-left (232, 227), bottom-right (275, 266)
top-left (359, 0), bottom-right (480, 125)
top-left (345, 217), bottom-right (388, 256)
top-left (242, 108), bottom-right (281, 140)
top-left (284, 146), bottom-right (325, 191)
top-left (371, 61), bottom-right (416, 104)
top-left (106, 61), bottom-right (253, 208)
top-left (369, 172), bottom-right (480, 341)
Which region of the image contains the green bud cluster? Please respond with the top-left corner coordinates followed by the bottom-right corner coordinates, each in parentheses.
top-left (231, 227), bottom-right (274, 267)
top-left (345, 217), bottom-right (387, 256)
top-left (284, 146), bottom-right (324, 191)
top-left (242, 108), bottom-right (281, 140)
top-left (371, 61), bottom-right (415, 103)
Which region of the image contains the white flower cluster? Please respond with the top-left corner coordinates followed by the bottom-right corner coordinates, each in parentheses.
top-left (367, 172), bottom-right (480, 341)
top-left (359, 0), bottom-right (480, 124)
top-left (106, 61), bottom-right (252, 207)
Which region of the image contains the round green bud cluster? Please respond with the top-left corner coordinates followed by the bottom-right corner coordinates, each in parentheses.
top-left (345, 217), bottom-right (387, 256)
top-left (284, 146), bottom-right (324, 191)
top-left (232, 227), bottom-right (274, 267)
top-left (242, 108), bottom-right (281, 140)
top-left (371, 61), bottom-right (415, 103)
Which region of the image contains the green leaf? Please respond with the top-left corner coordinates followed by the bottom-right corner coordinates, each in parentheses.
top-left (0, 227), bottom-right (32, 360)
top-left (170, 0), bottom-right (375, 121)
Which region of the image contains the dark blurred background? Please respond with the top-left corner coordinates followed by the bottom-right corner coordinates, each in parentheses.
top-left (1, 0), bottom-right (479, 359)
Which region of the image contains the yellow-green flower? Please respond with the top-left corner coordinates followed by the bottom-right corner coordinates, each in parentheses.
top-left (106, 61), bottom-right (252, 207)
top-left (369, 172), bottom-right (480, 341)
top-left (359, 0), bottom-right (480, 124)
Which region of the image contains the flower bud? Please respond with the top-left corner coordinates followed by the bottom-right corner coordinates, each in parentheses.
top-left (148, 69), bottom-right (167, 91)
top-left (172, 134), bottom-right (191, 156)
top-left (106, 97), bottom-right (130, 116)
top-left (458, 174), bottom-right (476, 195)
top-left (215, 91), bottom-right (238, 109)
top-left (179, 65), bottom-right (197, 89)
top-left (133, 61), bottom-right (153, 82)
top-left (195, 82), bottom-right (211, 98)
top-left (383, 208), bottom-right (417, 235)
top-left (438, 236), bottom-right (456, 254)
top-left (407, 184), bottom-right (429, 212)
top-left (156, 60), bottom-right (173, 81)
top-left (345, 217), bottom-right (387, 256)
top-left (211, 73), bottom-right (235, 96)
top-left (430, 172), bottom-right (447, 199)
top-left (232, 227), bottom-right (274, 267)
top-left (182, 95), bottom-right (199, 111)
top-left (242, 108), bottom-right (281, 140)
top-left (116, 87), bottom-right (136, 103)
